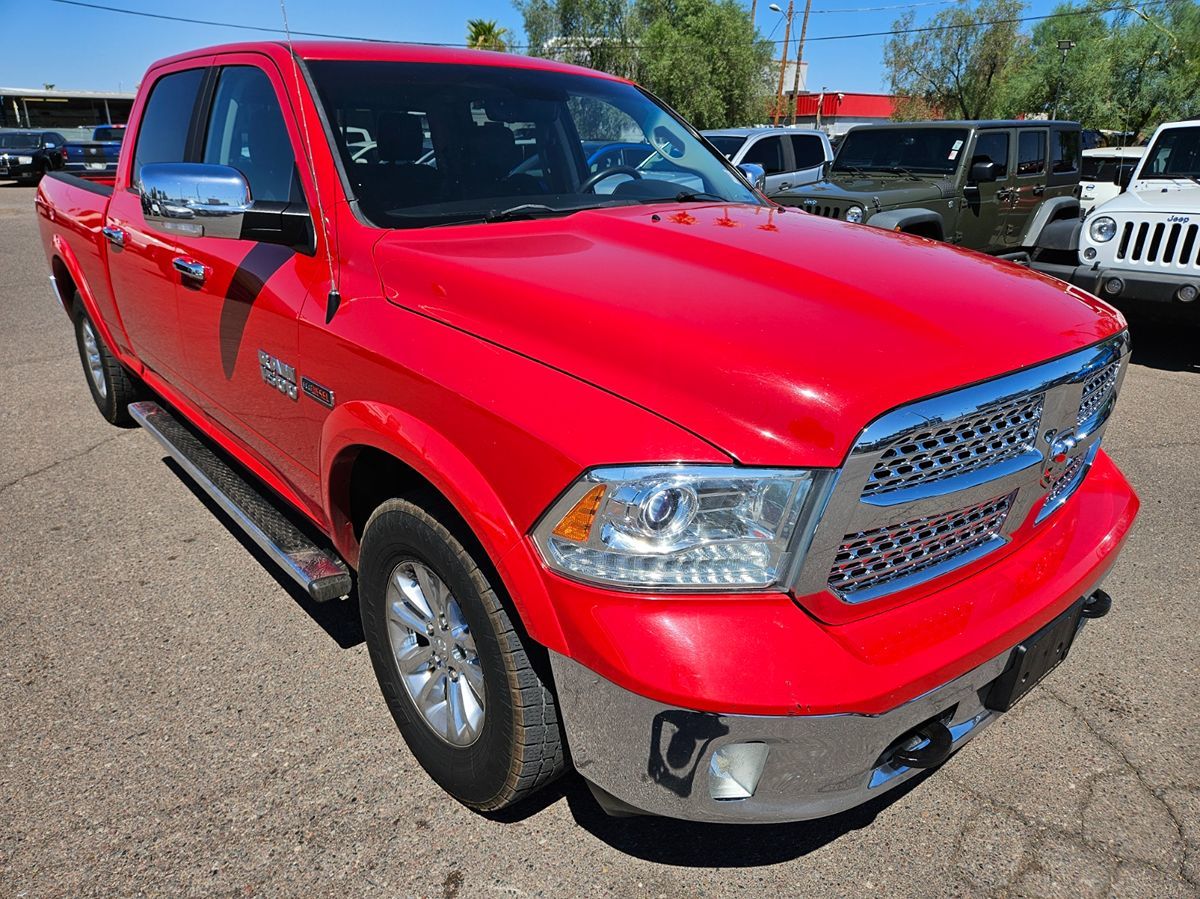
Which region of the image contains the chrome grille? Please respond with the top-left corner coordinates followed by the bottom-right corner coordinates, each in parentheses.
top-left (828, 493), bottom-right (1014, 598)
top-left (1078, 361), bottom-right (1118, 427)
top-left (863, 394), bottom-right (1044, 498)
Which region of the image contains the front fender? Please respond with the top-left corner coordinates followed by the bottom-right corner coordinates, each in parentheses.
top-left (319, 399), bottom-right (569, 651)
top-left (867, 208), bottom-right (945, 239)
top-left (1020, 196), bottom-right (1081, 248)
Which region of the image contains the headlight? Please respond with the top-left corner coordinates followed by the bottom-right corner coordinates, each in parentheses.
top-left (17, 156), bottom-right (33, 164)
top-left (532, 465), bottom-right (823, 591)
top-left (1089, 216), bottom-right (1117, 242)
top-left (845, 205), bottom-right (864, 224)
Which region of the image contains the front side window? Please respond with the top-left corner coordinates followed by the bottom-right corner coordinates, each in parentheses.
top-left (742, 136), bottom-right (785, 174)
top-left (1052, 130), bottom-right (1079, 174)
top-left (308, 61), bottom-right (760, 228)
top-left (1017, 131), bottom-right (1047, 176)
top-left (833, 128), bottom-right (969, 175)
top-left (706, 135), bottom-right (747, 160)
top-left (132, 67), bottom-right (205, 186)
top-left (972, 131), bottom-right (1009, 177)
top-left (1142, 126), bottom-right (1200, 180)
top-left (202, 66), bottom-right (298, 203)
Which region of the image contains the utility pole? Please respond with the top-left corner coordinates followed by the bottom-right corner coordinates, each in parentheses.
top-left (751, 0), bottom-right (758, 27)
top-left (788, 0), bottom-right (812, 125)
top-left (1052, 39), bottom-right (1075, 120)
top-left (772, 0), bottom-right (794, 125)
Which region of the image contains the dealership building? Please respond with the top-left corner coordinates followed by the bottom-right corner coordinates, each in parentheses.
top-left (0, 86), bottom-right (135, 130)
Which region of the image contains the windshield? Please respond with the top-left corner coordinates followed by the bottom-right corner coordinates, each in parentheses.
top-left (307, 61), bottom-right (761, 228)
top-left (833, 127), bottom-right (969, 176)
top-left (705, 135), bottom-right (747, 159)
top-left (1141, 127), bottom-right (1200, 180)
top-left (93, 127), bottom-right (124, 142)
top-left (0, 133), bottom-right (39, 149)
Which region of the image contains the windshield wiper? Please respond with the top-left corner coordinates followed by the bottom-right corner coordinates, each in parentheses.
top-left (831, 165), bottom-right (867, 178)
top-left (671, 190), bottom-right (728, 202)
top-left (886, 166), bottom-right (923, 180)
top-left (483, 203), bottom-right (570, 223)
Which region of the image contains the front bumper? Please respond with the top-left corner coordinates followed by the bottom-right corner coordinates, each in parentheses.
top-left (552, 595), bottom-right (1105, 823)
top-left (1034, 260), bottom-right (1200, 307)
top-left (0, 160), bottom-right (38, 180)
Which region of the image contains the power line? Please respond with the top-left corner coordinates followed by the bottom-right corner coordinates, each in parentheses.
top-left (47, 0), bottom-right (1173, 49)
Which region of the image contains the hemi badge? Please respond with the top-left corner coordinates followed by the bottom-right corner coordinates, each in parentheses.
top-left (301, 377), bottom-right (335, 409)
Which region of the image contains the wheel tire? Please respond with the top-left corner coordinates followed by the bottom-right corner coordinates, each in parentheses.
top-left (359, 498), bottom-right (565, 811)
top-left (73, 298), bottom-right (140, 426)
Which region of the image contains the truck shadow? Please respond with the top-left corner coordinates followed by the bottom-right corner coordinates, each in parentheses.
top-left (488, 769), bottom-right (933, 866)
top-left (160, 456), bottom-right (365, 649)
top-left (1124, 311), bottom-right (1200, 374)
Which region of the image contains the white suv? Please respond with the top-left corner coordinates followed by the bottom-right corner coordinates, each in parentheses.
top-left (1033, 120), bottom-right (1200, 310)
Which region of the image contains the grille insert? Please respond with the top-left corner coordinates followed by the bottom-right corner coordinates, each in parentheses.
top-left (863, 395), bottom-right (1043, 498)
top-left (1116, 221), bottom-right (1200, 267)
top-left (801, 204), bottom-right (842, 219)
top-left (1077, 361), bottom-right (1118, 427)
top-left (829, 493), bottom-right (1014, 597)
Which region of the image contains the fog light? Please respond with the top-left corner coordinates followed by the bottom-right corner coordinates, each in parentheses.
top-left (1083, 247), bottom-right (1097, 260)
top-left (1176, 284), bottom-right (1198, 303)
top-left (1104, 277), bottom-right (1124, 296)
top-left (708, 742), bottom-right (769, 800)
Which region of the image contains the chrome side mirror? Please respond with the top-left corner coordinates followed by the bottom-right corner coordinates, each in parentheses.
top-left (140, 162), bottom-right (251, 240)
top-left (737, 162), bottom-right (766, 191)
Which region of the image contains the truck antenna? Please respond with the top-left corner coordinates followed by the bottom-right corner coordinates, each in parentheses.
top-left (279, 0), bottom-right (341, 323)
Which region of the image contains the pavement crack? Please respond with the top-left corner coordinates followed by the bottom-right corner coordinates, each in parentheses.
top-left (0, 433), bottom-right (128, 496)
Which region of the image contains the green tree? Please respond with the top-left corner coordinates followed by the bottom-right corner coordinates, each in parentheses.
top-left (635, 0), bottom-right (773, 128)
top-left (884, 0), bottom-right (1026, 120)
top-left (466, 19), bottom-right (511, 52)
top-left (514, 0), bottom-right (641, 79)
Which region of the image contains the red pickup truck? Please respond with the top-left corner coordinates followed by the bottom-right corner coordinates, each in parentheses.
top-left (36, 41), bottom-right (1138, 823)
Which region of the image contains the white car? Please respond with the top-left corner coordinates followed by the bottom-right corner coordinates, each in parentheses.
top-left (1032, 119), bottom-right (1200, 311)
top-left (1080, 146), bottom-right (1145, 214)
top-left (702, 127), bottom-right (833, 195)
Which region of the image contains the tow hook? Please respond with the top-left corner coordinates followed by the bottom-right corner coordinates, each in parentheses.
top-left (890, 721), bottom-right (954, 769)
top-left (1082, 588), bottom-right (1112, 619)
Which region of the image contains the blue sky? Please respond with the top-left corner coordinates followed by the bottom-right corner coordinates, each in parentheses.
top-left (0, 0), bottom-right (1061, 96)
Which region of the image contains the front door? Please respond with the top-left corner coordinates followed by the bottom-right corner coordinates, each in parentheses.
top-left (105, 63), bottom-right (209, 383)
top-left (958, 128), bottom-right (1012, 253)
top-left (741, 134), bottom-right (791, 194)
top-left (171, 57), bottom-right (324, 498)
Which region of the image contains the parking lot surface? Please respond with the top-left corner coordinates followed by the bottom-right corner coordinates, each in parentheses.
top-left (1, 182), bottom-right (1197, 897)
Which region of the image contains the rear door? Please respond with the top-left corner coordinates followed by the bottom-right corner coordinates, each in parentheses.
top-left (171, 55), bottom-right (323, 489)
top-left (785, 132), bottom-right (828, 189)
top-left (741, 134), bottom-right (790, 194)
top-left (1007, 128), bottom-right (1048, 247)
top-left (959, 128), bottom-right (1013, 252)
top-left (105, 61), bottom-right (210, 383)
top-left (1047, 126), bottom-right (1081, 201)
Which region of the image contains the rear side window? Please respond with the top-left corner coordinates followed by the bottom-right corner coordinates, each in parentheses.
top-left (743, 136), bottom-right (784, 174)
top-left (789, 134), bottom-right (826, 168)
top-left (132, 68), bottom-right (205, 187)
top-left (1017, 131), bottom-right (1046, 176)
top-left (972, 131), bottom-right (1009, 177)
top-left (202, 66), bottom-right (298, 203)
top-left (1052, 130), bottom-right (1080, 174)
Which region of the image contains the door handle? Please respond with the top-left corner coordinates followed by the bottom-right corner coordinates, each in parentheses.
top-left (101, 225), bottom-right (126, 248)
top-left (779, 182), bottom-right (791, 190)
top-left (172, 256), bottom-right (210, 284)
top-left (1032, 185), bottom-right (1046, 196)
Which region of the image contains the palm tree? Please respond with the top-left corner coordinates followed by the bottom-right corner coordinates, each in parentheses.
top-left (466, 19), bottom-right (510, 52)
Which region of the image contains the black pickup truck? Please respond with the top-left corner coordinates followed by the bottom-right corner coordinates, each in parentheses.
top-left (0, 130), bottom-right (67, 183)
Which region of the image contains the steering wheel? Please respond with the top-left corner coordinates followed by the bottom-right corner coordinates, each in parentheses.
top-left (578, 165), bottom-right (643, 194)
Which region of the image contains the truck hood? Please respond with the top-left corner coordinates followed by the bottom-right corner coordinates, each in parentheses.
top-left (776, 175), bottom-right (948, 209)
top-left (1097, 183), bottom-right (1200, 215)
top-left (373, 202), bottom-right (1124, 467)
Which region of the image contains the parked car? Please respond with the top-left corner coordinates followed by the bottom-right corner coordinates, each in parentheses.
top-left (0, 129), bottom-right (67, 183)
top-left (61, 124), bottom-right (125, 176)
top-left (1032, 119), bottom-right (1200, 313)
top-left (775, 120), bottom-right (1082, 260)
top-left (1080, 146), bottom-right (1146, 214)
top-left (37, 43), bottom-right (1137, 824)
top-left (702, 127), bottom-right (833, 194)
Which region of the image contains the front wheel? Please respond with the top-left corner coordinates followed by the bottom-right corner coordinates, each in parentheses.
top-left (359, 498), bottom-right (566, 811)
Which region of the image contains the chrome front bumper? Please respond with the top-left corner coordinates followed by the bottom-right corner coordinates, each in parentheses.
top-left (550, 614), bottom-right (1092, 823)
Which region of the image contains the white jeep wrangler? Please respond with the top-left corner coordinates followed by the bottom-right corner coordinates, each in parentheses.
top-left (1032, 119), bottom-right (1200, 309)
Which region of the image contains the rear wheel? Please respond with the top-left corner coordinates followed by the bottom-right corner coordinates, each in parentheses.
top-left (359, 498), bottom-right (565, 811)
top-left (73, 298), bottom-right (140, 426)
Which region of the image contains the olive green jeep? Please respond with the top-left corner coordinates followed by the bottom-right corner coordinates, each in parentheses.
top-left (774, 120), bottom-right (1082, 261)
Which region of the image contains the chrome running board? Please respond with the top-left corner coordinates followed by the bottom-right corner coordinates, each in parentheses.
top-left (129, 401), bottom-right (352, 602)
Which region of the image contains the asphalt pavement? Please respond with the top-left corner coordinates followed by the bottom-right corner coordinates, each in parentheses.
top-left (1, 182), bottom-right (1197, 898)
